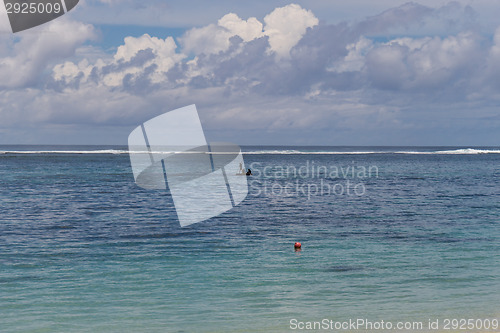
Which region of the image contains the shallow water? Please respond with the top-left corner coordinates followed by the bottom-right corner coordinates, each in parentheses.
top-left (0, 146), bottom-right (499, 332)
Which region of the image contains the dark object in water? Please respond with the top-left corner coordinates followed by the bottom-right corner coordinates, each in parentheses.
top-left (325, 265), bottom-right (364, 273)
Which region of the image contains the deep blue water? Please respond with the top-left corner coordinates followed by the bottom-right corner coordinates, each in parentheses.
top-left (0, 146), bottom-right (499, 332)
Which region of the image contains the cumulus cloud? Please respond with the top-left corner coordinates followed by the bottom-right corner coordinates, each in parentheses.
top-left (218, 13), bottom-right (264, 42)
top-left (52, 33), bottom-right (185, 88)
top-left (180, 4), bottom-right (317, 57)
top-left (329, 37), bottom-right (373, 73)
top-left (0, 2), bottom-right (498, 144)
top-left (0, 19), bottom-right (95, 88)
top-left (181, 11), bottom-right (265, 56)
top-left (57, 1), bottom-right (484, 97)
top-left (263, 4), bottom-right (318, 57)
top-left (362, 31), bottom-right (481, 92)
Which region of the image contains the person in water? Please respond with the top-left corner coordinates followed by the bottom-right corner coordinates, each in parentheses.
top-left (246, 169), bottom-right (252, 176)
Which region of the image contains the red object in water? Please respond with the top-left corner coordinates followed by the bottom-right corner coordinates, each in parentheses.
top-left (294, 242), bottom-right (301, 249)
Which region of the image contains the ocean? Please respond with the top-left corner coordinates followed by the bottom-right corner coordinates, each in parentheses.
top-left (0, 146), bottom-right (499, 332)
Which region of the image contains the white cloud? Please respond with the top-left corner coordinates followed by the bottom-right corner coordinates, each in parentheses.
top-left (0, 2), bottom-right (498, 145)
top-left (218, 13), bottom-right (264, 42)
top-left (53, 61), bottom-right (84, 81)
top-left (44, 3), bottom-right (494, 113)
top-left (180, 4), bottom-right (318, 58)
top-left (180, 23), bottom-right (233, 55)
top-left (53, 33), bottom-right (185, 87)
top-left (329, 37), bottom-right (373, 73)
top-left (263, 4), bottom-right (318, 57)
top-left (365, 32), bottom-right (480, 90)
top-left (113, 34), bottom-right (184, 84)
top-left (180, 12), bottom-right (265, 55)
top-left (0, 19), bottom-right (95, 88)
top-left (44, 3), bottom-right (490, 101)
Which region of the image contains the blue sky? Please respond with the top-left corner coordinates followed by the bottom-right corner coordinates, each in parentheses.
top-left (0, 0), bottom-right (499, 145)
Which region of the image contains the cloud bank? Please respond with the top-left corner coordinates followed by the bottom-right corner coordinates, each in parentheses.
top-left (0, 2), bottom-right (498, 145)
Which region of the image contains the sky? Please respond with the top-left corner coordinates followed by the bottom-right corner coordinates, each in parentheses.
top-left (0, 0), bottom-right (499, 146)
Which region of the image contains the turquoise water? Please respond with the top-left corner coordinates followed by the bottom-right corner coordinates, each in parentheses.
top-left (0, 146), bottom-right (499, 332)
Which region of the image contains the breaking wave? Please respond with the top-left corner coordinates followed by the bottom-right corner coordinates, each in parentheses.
top-left (0, 148), bottom-right (498, 155)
